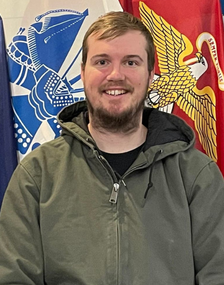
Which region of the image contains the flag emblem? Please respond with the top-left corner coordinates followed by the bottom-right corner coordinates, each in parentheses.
top-left (7, 9), bottom-right (88, 159)
top-left (139, 1), bottom-right (222, 162)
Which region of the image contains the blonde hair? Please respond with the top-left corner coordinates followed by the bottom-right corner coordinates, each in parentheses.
top-left (82, 11), bottom-right (155, 73)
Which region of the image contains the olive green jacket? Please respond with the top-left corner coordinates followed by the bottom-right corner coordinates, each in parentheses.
top-left (0, 101), bottom-right (224, 285)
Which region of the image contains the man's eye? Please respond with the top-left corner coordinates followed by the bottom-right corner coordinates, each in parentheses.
top-left (97, 60), bottom-right (107, 65)
top-left (125, 60), bottom-right (137, 66)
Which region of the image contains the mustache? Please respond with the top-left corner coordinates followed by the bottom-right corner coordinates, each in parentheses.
top-left (98, 82), bottom-right (134, 93)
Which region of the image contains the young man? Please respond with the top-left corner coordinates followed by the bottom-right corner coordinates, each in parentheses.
top-left (0, 11), bottom-right (224, 285)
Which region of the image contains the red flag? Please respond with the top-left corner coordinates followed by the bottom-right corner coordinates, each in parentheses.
top-left (120, 0), bottom-right (224, 175)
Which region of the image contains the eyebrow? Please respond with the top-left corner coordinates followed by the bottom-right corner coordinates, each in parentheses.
top-left (123, 55), bottom-right (144, 62)
top-left (90, 54), bottom-right (110, 62)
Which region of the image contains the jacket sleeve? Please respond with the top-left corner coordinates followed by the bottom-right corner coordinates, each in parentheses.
top-left (189, 161), bottom-right (224, 284)
top-left (0, 163), bottom-right (44, 284)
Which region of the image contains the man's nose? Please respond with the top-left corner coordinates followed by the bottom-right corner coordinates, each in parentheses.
top-left (106, 64), bottom-right (125, 81)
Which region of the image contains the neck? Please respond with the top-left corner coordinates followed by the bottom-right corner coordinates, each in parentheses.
top-left (88, 122), bottom-right (147, 153)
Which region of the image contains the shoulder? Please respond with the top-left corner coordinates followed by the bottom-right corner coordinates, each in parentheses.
top-left (18, 134), bottom-right (79, 180)
top-left (177, 148), bottom-right (223, 201)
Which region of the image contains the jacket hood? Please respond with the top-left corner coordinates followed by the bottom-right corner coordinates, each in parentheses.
top-left (57, 100), bottom-right (195, 154)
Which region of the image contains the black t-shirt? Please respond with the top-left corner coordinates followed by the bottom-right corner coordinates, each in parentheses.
top-left (100, 144), bottom-right (144, 176)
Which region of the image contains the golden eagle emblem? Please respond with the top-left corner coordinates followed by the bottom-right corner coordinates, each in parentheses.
top-left (139, 1), bottom-right (217, 161)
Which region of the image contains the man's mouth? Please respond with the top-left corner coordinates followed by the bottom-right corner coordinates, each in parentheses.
top-left (105, 89), bottom-right (127, 96)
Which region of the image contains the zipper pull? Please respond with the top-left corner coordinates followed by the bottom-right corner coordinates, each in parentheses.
top-left (109, 183), bottom-right (120, 204)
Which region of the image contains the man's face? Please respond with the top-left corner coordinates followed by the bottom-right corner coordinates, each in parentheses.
top-left (81, 30), bottom-right (154, 132)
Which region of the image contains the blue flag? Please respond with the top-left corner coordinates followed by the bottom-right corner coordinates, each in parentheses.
top-left (0, 16), bottom-right (17, 207)
top-left (220, 0), bottom-right (224, 14)
top-left (3, 1), bottom-right (122, 162)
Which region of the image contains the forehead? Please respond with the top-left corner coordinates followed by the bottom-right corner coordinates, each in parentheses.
top-left (86, 30), bottom-right (148, 58)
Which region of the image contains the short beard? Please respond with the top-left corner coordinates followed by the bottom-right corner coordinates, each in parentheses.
top-left (86, 96), bottom-right (145, 133)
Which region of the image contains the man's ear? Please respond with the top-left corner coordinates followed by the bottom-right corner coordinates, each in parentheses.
top-left (81, 63), bottom-right (85, 82)
top-left (148, 67), bottom-right (155, 87)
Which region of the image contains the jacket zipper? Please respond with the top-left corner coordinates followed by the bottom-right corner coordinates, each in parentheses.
top-left (94, 151), bottom-right (119, 283)
top-left (109, 182), bottom-right (120, 204)
top-left (97, 153), bottom-right (122, 204)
